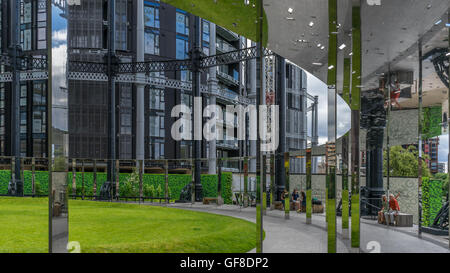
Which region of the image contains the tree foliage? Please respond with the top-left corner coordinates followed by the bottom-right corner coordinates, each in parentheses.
top-left (383, 145), bottom-right (431, 178)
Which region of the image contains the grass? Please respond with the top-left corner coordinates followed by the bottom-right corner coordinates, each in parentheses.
top-left (0, 197), bottom-right (48, 253)
top-left (351, 194), bottom-right (360, 248)
top-left (327, 199), bottom-right (336, 253)
top-left (162, 0), bottom-right (268, 45)
top-left (0, 197), bottom-right (257, 253)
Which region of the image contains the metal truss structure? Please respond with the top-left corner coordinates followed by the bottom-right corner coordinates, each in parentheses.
top-left (67, 72), bottom-right (254, 105)
top-left (0, 54), bottom-right (48, 83)
top-left (68, 46), bottom-right (273, 74)
top-left (423, 48), bottom-right (449, 89)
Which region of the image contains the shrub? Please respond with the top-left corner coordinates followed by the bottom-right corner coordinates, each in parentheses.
top-left (0, 170), bottom-right (233, 204)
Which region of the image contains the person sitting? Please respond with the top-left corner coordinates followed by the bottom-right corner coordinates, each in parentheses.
top-left (378, 195), bottom-right (388, 224)
top-left (384, 193), bottom-right (400, 226)
top-left (291, 189), bottom-right (300, 211)
top-left (280, 190), bottom-right (289, 209)
top-left (297, 191), bottom-right (307, 213)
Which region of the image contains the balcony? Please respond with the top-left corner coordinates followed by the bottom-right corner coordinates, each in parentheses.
top-left (216, 25), bottom-right (239, 42)
top-left (216, 37), bottom-right (237, 54)
top-left (217, 138), bottom-right (239, 150)
top-left (214, 85), bottom-right (254, 105)
top-left (217, 70), bottom-right (239, 86)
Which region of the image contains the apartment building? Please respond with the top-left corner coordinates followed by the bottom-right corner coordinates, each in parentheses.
top-left (0, 0), bottom-right (49, 157)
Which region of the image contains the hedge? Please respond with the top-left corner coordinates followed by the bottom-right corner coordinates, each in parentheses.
top-left (422, 177), bottom-right (443, 227)
top-left (0, 170), bottom-right (233, 204)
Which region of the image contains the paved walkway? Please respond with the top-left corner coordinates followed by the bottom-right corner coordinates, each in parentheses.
top-left (148, 203), bottom-right (449, 253)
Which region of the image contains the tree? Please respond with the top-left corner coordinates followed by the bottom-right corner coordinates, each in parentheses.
top-left (383, 145), bottom-right (431, 178)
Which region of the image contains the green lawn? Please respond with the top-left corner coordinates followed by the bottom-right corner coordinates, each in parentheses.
top-left (0, 197), bottom-right (257, 253)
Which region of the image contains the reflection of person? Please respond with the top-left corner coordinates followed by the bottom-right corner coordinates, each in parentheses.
top-left (301, 191), bottom-right (306, 207)
top-left (378, 195), bottom-right (388, 224)
top-left (384, 193), bottom-right (400, 225)
top-left (280, 190), bottom-right (289, 209)
top-left (292, 189), bottom-right (300, 211)
top-left (292, 189), bottom-right (299, 202)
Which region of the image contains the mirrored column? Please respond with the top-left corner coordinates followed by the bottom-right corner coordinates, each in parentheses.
top-left (50, 0), bottom-right (69, 253)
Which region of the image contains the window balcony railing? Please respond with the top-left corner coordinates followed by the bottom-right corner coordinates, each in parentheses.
top-left (216, 70), bottom-right (239, 86)
top-left (216, 37), bottom-right (237, 53)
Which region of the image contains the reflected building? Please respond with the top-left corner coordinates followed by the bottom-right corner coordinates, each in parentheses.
top-left (66, 0), bottom-right (310, 175)
top-left (0, 0), bottom-right (49, 157)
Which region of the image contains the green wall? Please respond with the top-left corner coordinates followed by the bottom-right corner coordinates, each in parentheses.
top-left (0, 171), bottom-right (233, 204)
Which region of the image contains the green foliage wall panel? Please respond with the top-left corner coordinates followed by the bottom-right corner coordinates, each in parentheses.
top-left (0, 171), bottom-right (233, 204)
top-left (422, 106), bottom-right (442, 139)
top-left (422, 178), bottom-right (443, 227)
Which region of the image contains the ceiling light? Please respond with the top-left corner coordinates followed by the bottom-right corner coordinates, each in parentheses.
top-left (446, 52), bottom-right (450, 57)
top-left (309, 21), bottom-right (314, 27)
top-left (434, 19), bottom-right (442, 25)
top-left (288, 8), bottom-right (294, 14)
top-left (317, 43), bottom-right (322, 47)
top-left (349, 52), bottom-right (353, 56)
top-left (321, 46), bottom-right (325, 50)
top-left (339, 44), bottom-right (346, 50)
top-left (286, 17), bottom-right (295, 21)
top-left (328, 65), bottom-right (334, 70)
top-left (312, 62), bottom-right (322, 66)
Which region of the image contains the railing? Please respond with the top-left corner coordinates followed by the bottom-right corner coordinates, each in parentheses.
top-left (216, 37), bottom-right (237, 53)
top-left (217, 70), bottom-right (239, 86)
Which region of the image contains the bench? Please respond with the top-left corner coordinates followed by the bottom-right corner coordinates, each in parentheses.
top-left (394, 213), bottom-right (413, 227)
top-left (313, 204), bottom-right (324, 213)
top-left (203, 197), bottom-right (218, 205)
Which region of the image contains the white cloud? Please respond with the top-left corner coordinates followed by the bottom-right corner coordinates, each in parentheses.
top-left (52, 29), bottom-right (67, 45)
top-left (307, 72), bottom-right (351, 145)
top-left (52, 43), bottom-right (68, 131)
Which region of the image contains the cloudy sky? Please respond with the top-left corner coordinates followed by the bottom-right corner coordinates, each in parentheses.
top-left (52, 6), bottom-right (68, 131)
top-left (306, 73), bottom-right (351, 145)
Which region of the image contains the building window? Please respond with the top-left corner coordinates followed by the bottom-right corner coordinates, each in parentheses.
top-left (115, 0), bottom-right (128, 51)
top-left (150, 88), bottom-right (165, 111)
top-left (37, 0), bottom-right (47, 50)
top-left (20, 1), bottom-right (32, 51)
top-left (176, 36), bottom-right (189, 59)
top-left (149, 115), bottom-right (164, 138)
top-left (202, 20), bottom-right (210, 43)
top-left (144, 4), bottom-right (160, 28)
top-left (144, 30), bottom-right (160, 55)
top-left (176, 11), bottom-right (189, 35)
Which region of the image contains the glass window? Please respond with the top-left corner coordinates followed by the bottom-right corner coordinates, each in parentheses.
top-left (145, 31), bottom-right (160, 55)
top-left (176, 12), bottom-right (189, 35)
top-left (144, 6), bottom-right (160, 28)
top-left (202, 20), bottom-right (210, 43)
top-left (20, 85), bottom-right (27, 107)
top-left (176, 38), bottom-right (189, 59)
top-left (150, 88), bottom-right (164, 111)
top-left (115, 0), bottom-right (128, 51)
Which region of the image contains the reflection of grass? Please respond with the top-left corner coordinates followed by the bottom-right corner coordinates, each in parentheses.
top-left (327, 199), bottom-right (336, 253)
top-left (162, 0), bottom-right (268, 45)
top-left (342, 189), bottom-right (349, 229)
top-left (0, 197), bottom-right (48, 253)
top-left (1, 198), bottom-right (257, 253)
top-left (351, 194), bottom-right (360, 248)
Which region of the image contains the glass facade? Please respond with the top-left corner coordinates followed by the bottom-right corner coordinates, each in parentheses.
top-left (0, 0), bottom-right (48, 157)
top-left (144, 1), bottom-right (160, 55)
top-left (148, 88), bottom-right (165, 159)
